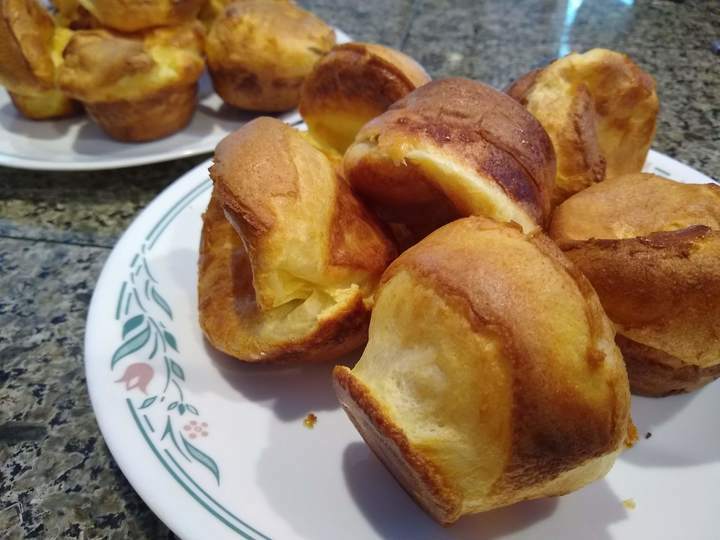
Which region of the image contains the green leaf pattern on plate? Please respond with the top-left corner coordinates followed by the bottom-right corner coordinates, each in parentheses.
top-left (113, 248), bottom-right (219, 485)
top-left (111, 324), bottom-right (151, 368)
top-left (183, 435), bottom-right (220, 484)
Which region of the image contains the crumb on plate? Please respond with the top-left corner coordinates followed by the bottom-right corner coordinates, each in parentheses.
top-left (625, 421), bottom-right (638, 448)
top-left (623, 498), bottom-right (636, 510)
top-left (303, 413), bottom-right (317, 429)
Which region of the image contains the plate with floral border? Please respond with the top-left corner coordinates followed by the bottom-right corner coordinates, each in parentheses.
top-left (84, 149), bottom-right (720, 540)
top-left (0, 29), bottom-right (350, 171)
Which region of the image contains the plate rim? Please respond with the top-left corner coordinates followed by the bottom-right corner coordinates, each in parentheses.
top-left (0, 143), bottom-right (216, 171)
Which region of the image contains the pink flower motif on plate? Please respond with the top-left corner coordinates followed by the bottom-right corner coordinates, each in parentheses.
top-left (115, 362), bottom-right (154, 394)
top-left (184, 420), bottom-right (209, 439)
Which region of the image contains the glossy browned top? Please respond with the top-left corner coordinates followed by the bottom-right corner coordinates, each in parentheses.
top-left (551, 173), bottom-right (720, 379)
top-left (335, 216), bottom-right (630, 522)
top-left (351, 78), bottom-right (556, 226)
top-left (58, 23), bottom-right (205, 102)
top-left (0, 0), bottom-right (55, 93)
top-left (300, 42), bottom-right (430, 115)
top-left (79, 0), bottom-right (205, 32)
top-left (507, 48), bottom-right (659, 204)
top-left (550, 173), bottom-right (720, 243)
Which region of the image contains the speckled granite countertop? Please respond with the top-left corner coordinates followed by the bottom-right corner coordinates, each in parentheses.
top-left (1, 1), bottom-right (718, 538)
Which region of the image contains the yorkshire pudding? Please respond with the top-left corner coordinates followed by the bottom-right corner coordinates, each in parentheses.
top-left (299, 42), bottom-right (431, 153)
top-left (206, 0), bottom-right (335, 111)
top-left (51, 0), bottom-right (98, 29)
top-left (343, 78), bottom-right (556, 247)
top-left (57, 23), bottom-right (205, 141)
top-left (199, 0), bottom-right (295, 28)
top-left (550, 173), bottom-right (720, 396)
top-left (199, 117), bottom-right (396, 363)
top-left (77, 0), bottom-right (205, 32)
top-left (0, 0), bottom-right (79, 119)
top-left (507, 48), bottom-right (658, 205)
top-left (334, 217), bottom-right (631, 524)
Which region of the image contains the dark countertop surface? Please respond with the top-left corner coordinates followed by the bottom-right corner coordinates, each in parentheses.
top-left (1, 1), bottom-right (718, 538)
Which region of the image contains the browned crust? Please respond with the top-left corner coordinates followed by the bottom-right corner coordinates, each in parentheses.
top-left (505, 49), bottom-right (658, 204)
top-left (200, 118), bottom-right (394, 364)
top-left (563, 84), bottom-right (606, 199)
top-left (345, 78), bottom-right (556, 237)
top-left (56, 3), bottom-right (99, 30)
top-left (82, 0), bottom-right (205, 32)
top-left (550, 174), bottom-right (720, 395)
top-left (328, 174), bottom-right (398, 271)
top-left (84, 83), bottom-right (197, 142)
top-left (504, 67), bottom-right (543, 104)
top-left (198, 190), bottom-right (372, 364)
top-left (334, 217), bottom-right (630, 521)
top-left (209, 67), bottom-right (304, 112)
top-left (58, 24), bottom-right (205, 104)
top-left (210, 117), bottom-right (396, 279)
top-left (549, 173), bottom-right (720, 244)
top-left (617, 335), bottom-right (720, 397)
top-left (0, 0), bottom-right (55, 93)
top-left (380, 219), bottom-right (627, 492)
top-left (333, 366), bottom-right (462, 524)
top-left (209, 117), bottom-right (290, 238)
top-left (558, 227), bottom-right (720, 328)
top-left (207, 1), bottom-right (335, 111)
top-left (8, 90), bottom-right (82, 119)
top-left (559, 228), bottom-right (720, 394)
top-left (299, 42), bottom-right (430, 118)
top-left (509, 69), bottom-right (606, 205)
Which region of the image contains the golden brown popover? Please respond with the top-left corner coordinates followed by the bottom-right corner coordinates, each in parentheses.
top-left (199, 117), bottom-right (396, 363)
top-left (206, 0), bottom-right (335, 111)
top-left (0, 0), bottom-right (80, 119)
top-left (199, 0), bottom-right (293, 29)
top-left (343, 78), bottom-right (556, 247)
top-left (507, 48), bottom-right (658, 205)
top-left (57, 23), bottom-right (205, 141)
top-left (299, 42), bottom-right (431, 153)
top-left (77, 0), bottom-right (205, 32)
top-left (550, 173), bottom-right (720, 396)
top-left (51, 0), bottom-right (98, 29)
top-left (334, 216), bottom-right (632, 524)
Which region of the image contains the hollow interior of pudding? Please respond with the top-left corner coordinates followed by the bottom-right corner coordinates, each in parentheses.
top-left (199, 193), bottom-right (366, 358)
top-left (347, 141), bottom-right (538, 243)
top-left (407, 149), bottom-right (537, 233)
top-left (351, 270), bottom-right (513, 509)
top-left (234, 260), bottom-right (363, 344)
top-left (306, 109), bottom-right (379, 154)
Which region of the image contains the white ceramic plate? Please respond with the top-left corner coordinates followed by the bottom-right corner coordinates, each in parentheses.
top-left (0, 29), bottom-right (350, 171)
top-left (85, 151), bottom-right (719, 540)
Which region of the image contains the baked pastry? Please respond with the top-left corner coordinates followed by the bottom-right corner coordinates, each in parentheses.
top-left (199, 117), bottom-right (396, 363)
top-left (0, 0), bottom-right (80, 119)
top-left (299, 42), bottom-right (431, 153)
top-left (507, 48), bottom-right (659, 205)
top-left (550, 173), bottom-right (720, 396)
top-left (206, 0), bottom-right (335, 111)
top-left (343, 78), bottom-right (556, 247)
top-left (57, 23), bottom-right (205, 141)
top-left (76, 0), bottom-right (205, 32)
top-left (200, 0), bottom-right (295, 29)
top-left (51, 0), bottom-right (98, 29)
top-left (334, 217), bottom-right (632, 524)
